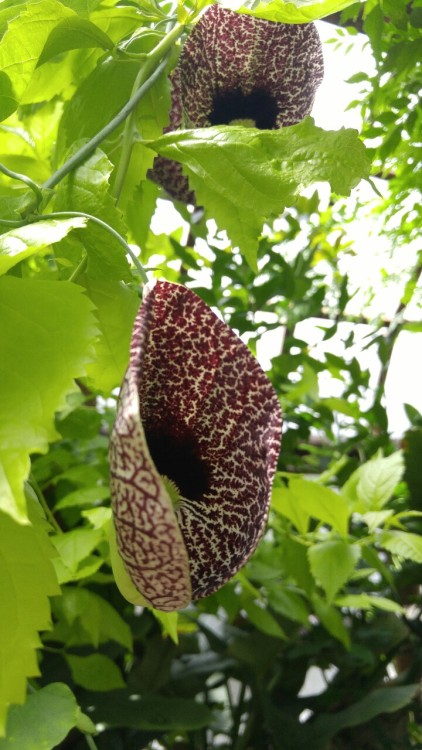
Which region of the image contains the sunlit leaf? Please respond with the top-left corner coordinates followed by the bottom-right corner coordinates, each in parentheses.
top-left (223, 0), bottom-right (364, 23)
top-left (53, 149), bottom-right (132, 281)
top-left (379, 530), bottom-right (422, 563)
top-left (0, 217), bottom-right (87, 275)
top-left (147, 118), bottom-right (370, 269)
top-left (360, 510), bottom-right (394, 533)
top-left (335, 594), bottom-right (404, 614)
top-left (0, 0), bottom-right (75, 120)
top-left (0, 509), bottom-right (59, 736)
top-left (0, 278), bottom-right (97, 522)
top-left (37, 18), bottom-right (114, 67)
top-left (343, 451), bottom-right (404, 513)
top-left (83, 278), bottom-right (140, 392)
top-left (51, 528), bottom-right (103, 575)
top-left (273, 478), bottom-right (350, 536)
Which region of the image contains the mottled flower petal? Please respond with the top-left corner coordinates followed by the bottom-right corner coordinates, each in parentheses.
top-left (151, 5), bottom-right (324, 202)
top-left (110, 280), bottom-right (282, 610)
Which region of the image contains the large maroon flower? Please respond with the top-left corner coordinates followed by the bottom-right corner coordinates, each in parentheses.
top-left (109, 280), bottom-right (282, 611)
top-left (150, 4), bottom-right (324, 202)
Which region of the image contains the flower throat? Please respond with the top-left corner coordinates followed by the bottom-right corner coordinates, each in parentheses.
top-left (209, 88), bottom-right (279, 129)
top-left (145, 427), bottom-right (210, 502)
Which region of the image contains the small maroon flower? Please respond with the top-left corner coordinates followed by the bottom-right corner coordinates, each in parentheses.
top-left (151, 5), bottom-right (324, 202)
top-left (110, 280), bottom-right (282, 611)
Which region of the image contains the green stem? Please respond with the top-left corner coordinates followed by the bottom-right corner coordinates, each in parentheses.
top-left (85, 735), bottom-right (99, 750)
top-left (234, 709), bottom-right (255, 750)
top-left (43, 23), bottom-right (183, 193)
top-left (112, 22), bottom-right (184, 201)
top-left (37, 211), bottom-right (148, 283)
top-left (30, 473), bottom-right (62, 534)
top-left (230, 681), bottom-right (246, 746)
top-left (0, 161), bottom-right (44, 208)
top-left (69, 254), bottom-right (88, 283)
top-left (372, 262), bottom-right (422, 425)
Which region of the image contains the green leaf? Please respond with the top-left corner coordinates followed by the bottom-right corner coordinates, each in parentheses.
top-left (0, 217), bottom-right (87, 275)
top-left (242, 600), bottom-right (287, 639)
top-left (52, 586), bottom-right (133, 651)
top-left (312, 593), bottom-right (350, 649)
top-left (83, 278), bottom-right (140, 392)
top-left (132, 32), bottom-right (171, 140)
top-left (267, 586), bottom-right (310, 626)
top-left (83, 690), bottom-right (214, 731)
top-left (54, 485), bottom-right (110, 511)
top-left (147, 117), bottom-right (370, 269)
top-left (317, 397), bottom-right (361, 419)
top-left (38, 18), bottom-right (114, 67)
top-left (0, 278), bottom-right (97, 522)
top-left (82, 506), bottom-right (112, 530)
top-left (0, 511), bottom-right (60, 736)
top-left (66, 654), bottom-right (125, 691)
top-left (151, 611), bottom-right (180, 644)
top-left (272, 484), bottom-right (309, 534)
top-left (361, 510), bottom-right (394, 533)
top-left (279, 534), bottom-right (315, 595)
top-left (285, 362), bottom-right (319, 401)
top-left (342, 451), bottom-right (404, 513)
top-left (0, 72), bottom-right (17, 122)
top-left (308, 540), bottom-right (360, 603)
top-left (224, 0), bottom-right (364, 23)
top-left (52, 528), bottom-right (103, 576)
top-left (310, 684), bottom-right (419, 741)
top-left (335, 594), bottom-right (404, 614)
top-left (0, 0), bottom-right (75, 120)
top-left (273, 478), bottom-right (350, 536)
top-left (57, 57), bottom-right (139, 162)
top-left (379, 530), bottom-right (422, 563)
top-left (0, 683), bottom-right (91, 748)
top-left (54, 149), bottom-right (132, 281)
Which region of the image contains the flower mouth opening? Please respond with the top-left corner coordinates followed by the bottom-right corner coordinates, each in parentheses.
top-left (145, 426), bottom-right (210, 502)
top-left (209, 88), bottom-right (280, 129)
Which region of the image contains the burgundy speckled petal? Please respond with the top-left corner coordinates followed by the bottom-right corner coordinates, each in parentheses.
top-left (150, 5), bottom-right (324, 202)
top-left (110, 280), bottom-right (282, 610)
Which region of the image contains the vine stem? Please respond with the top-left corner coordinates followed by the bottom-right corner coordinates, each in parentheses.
top-left (0, 161), bottom-right (44, 207)
top-left (36, 211), bottom-right (149, 283)
top-left (85, 734), bottom-right (99, 750)
top-left (373, 262), bottom-right (422, 421)
top-left (30, 473), bottom-right (62, 534)
top-left (69, 254), bottom-right (88, 283)
top-left (113, 21), bottom-right (184, 201)
top-left (43, 22), bottom-right (184, 193)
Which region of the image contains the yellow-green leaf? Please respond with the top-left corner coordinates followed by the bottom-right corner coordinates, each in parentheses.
top-left (0, 277), bottom-right (97, 522)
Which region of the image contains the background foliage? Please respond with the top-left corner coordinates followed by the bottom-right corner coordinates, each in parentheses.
top-left (0, 0), bottom-right (421, 748)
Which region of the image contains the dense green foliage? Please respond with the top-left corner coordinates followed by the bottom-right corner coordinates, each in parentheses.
top-left (0, 0), bottom-right (421, 748)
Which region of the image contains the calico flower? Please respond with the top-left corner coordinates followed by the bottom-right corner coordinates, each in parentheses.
top-left (109, 280), bottom-right (282, 612)
top-left (150, 4), bottom-right (324, 202)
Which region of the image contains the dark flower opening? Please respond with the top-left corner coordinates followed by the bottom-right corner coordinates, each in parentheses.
top-left (209, 89), bottom-right (280, 129)
top-left (145, 427), bottom-right (210, 501)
